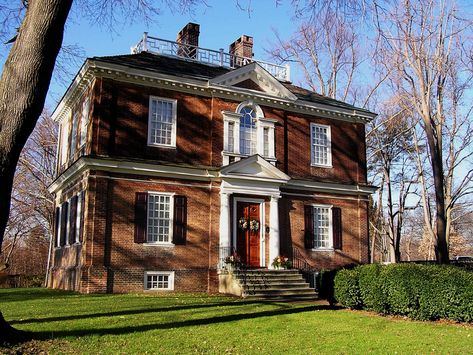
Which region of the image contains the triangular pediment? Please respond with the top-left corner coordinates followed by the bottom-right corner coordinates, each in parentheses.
top-left (220, 155), bottom-right (291, 182)
top-left (209, 62), bottom-right (297, 100)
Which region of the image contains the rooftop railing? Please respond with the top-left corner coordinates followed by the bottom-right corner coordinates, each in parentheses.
top-left (131, 32), bottom-right (290, 82)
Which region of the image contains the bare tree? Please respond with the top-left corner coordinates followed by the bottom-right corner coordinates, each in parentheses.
top-left (0, 0), bottom-right (204, 343)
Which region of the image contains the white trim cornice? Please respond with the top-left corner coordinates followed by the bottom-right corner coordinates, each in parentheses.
top-left (49, 156), bottom-right (376, 197)
top-left (51, 58), bottom-right (376, 126)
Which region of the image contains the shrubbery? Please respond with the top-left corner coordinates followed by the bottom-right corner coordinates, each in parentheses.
top-left (333, 263), bottom-right (473, 322)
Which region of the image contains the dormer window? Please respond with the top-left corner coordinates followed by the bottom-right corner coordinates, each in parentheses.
top-left (222, 100), bottom-right (277, 165)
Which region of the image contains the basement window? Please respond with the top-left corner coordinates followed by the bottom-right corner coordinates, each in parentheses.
top-left (144, 271), bottom-right (175, 290)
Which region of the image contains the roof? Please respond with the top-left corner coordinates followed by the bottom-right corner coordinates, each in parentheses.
top-left (90, 52), bottom-right (375, 116)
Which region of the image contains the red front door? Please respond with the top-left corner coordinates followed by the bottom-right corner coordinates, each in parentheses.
top-left (236, 201), bottom-right (261, 267)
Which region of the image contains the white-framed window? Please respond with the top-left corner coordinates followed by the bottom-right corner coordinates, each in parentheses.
top-left (59, 119), bottom-right (69, 166)
top-left (148, 96), bottom-right (177, 147)
top-left (75, 191), bottom-right (84, 244)
top-left (310, 123), bottom-right (332, 167)
top-left (146, 192), bottom-right (174, 244)
top-left (239, 105), bottom-right (257, 155)
top-left (144, 271), bottom-right (175, 290)
top-left (222, 100), bottom-right (276, 165)
top-left (312, 205), bottom-right (333, 249)
top-left (79, 95), bottom-right (90, 148)
top-left (69, 111), bottom-right (79, 160)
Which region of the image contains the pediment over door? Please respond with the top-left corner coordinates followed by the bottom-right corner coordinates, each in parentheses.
top-left (219, 155), bottom-right (290, 183)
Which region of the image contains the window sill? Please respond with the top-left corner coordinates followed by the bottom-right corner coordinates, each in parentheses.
top-left (310, 163), bottom-right (333, 169)
top-left (147, 143), bottom-right (177, 149)
top-left (143, 243), bottom-right (175, 247)
top-left (144, 288), bottom-right (174, 291)
top-left (311, 248), bottom-right (334, 252)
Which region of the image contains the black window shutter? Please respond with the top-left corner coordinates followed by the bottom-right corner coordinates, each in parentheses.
top-left (60, 201), bottom-right (69, 246)
top-left (304, 205), bottom-right (314, 249)
top-left (69, 195), bottom-right (78, 244)
top-left (78, 191), bottom-right (86, 243)
top-left (54, 207), bottom-right (60, 247)
top-left (332, 207), bottom-right (342, 250)
top-left (134, 192), bottom-right (148, 243)
top-left (173, 195), bottom-right (187, 245)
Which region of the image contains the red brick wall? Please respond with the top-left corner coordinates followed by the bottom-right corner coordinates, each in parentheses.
top-left (86, 79), bottom-right (367, 185)
top-left (279, 191), bottom-right (369, 269)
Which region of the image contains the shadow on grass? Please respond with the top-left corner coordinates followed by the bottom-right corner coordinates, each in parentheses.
top-left (10, 299), bottom-right (268, 325)
top-left (0, 288), bottom-right (81, 303)
top-left (33, 304), bottom-right (336, 339)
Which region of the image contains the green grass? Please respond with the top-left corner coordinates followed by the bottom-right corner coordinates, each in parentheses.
top-left (1, 288), bottom-right (472, 354)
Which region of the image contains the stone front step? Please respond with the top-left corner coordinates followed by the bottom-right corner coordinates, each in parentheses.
top-left (233, 269), bottom-right (318, 301)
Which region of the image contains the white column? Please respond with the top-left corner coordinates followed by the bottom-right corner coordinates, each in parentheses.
top-left (219, 192), bottom-right (231, 268)
top-left (269, 195), bottom-right (280, 269)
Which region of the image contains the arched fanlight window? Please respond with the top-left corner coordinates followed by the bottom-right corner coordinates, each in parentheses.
top-left (239, 105), bottom-right (257, 155)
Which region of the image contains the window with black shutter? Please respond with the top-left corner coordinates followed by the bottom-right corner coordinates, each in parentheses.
top-left (78, 191), bottom-right (86, 243)
top-left (173, 196), bottom-right (187, 245)
top-left (134, 192), bottom-right (148, 243)
top-left (69, 195), bottom-right (78, 245)
top-left (332, 207), bottom-right (343, 250)
top-left (304, 205), bottom-right (314, 249)
top-left (60, 201), bottom-right (69, 247)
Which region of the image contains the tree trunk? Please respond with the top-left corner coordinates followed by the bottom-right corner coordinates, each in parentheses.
top-left (0, 311), bottom-right (31, 344)
top-left (425, 127), bottom-right (449, 264)
top-left (0, 0), bottom-right (73, 253)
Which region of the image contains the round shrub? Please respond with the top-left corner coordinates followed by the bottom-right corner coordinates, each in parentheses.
top-left (334, 268), bottom-right (362, 309)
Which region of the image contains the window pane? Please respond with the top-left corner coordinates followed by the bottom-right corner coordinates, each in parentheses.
top-left (239, 106), bottom-right (256, 155)
top-left (263, 127), bottom-right (269, 157)
top-left (147, 194), bottom-right (171, 243)
top-left (228, 122), bottom-right (234, 152)
top-left (70, 112), bottom-right (79, 160)
top-left (150, 98), bottom-right (175, 145)
top-left (79, 96), bottom-right (90, 147)
top-left (311, 125), bottom-right (330, 166)
top-left (313, 207), bottom-right (331, 248)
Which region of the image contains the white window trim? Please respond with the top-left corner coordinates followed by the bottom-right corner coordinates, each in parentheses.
top-left (74, 192), bottom-right (83, 244)
top-left (56, 205), bottom-right (62, 248)
top-left (59, 118), bottom-right (70, 167)
top-left (311, 203), bottom-right (334, 251)
top-left (222, 105), bottom-right (277, 166)
top-left (70, 111), bottom-right (79, 160)
top-left (310, 123), bottom-right (332, 168)
top-left (144, 271), bottom-right (175, 290)
top-left (79, 95), bottom-right (90, 148)
top-left (144, 191), bottom-right (175, 246)
top-left (65, 199), bottom-right (71, 247)
top-left (147, 96), bottom-right (177, 148)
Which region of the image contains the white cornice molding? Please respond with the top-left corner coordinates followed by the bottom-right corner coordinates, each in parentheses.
top-left (286, 179), bottom-right (377, 195)
top-left (49, 156), bottom-right (376, 197)
top-left (51, 58), bottom-right (376, 125)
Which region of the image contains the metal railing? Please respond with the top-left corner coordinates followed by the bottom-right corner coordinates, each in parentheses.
top-left (131, 33), bottom-right (291, 82)
top-left (292, 246), bottom-right (319, 290)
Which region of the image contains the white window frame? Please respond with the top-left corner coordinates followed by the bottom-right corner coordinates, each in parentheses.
top-left (144, 192), bottom-right (175, 246)
top-left (144, 271), bottom-right (175, 290)
top-left (311, 204), bottom-right (333, 251)
top-left (222, 100), bottom-right (277, 165)
top-left (56, 205), bottom-right (62, 248)
top-left (59, 118), bottom-right (69, 166)
top-left (65, 199), bottom-right (71, 247)
top-left (70, 111), bottom-right (79, 160)
top-left (74, 191), bottom-right (84, 244)
top-left (310, 123), bottom-right (332, 168)
top-left (79, 95), bottom-right (90, 148)
top-left (147, 96), bottom-right (177, 148)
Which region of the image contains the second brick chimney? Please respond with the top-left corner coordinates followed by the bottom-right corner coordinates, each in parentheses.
top-left (229, 35), bottom-right (254, 67)
top-left (176, 22), bottom-right (200, 59)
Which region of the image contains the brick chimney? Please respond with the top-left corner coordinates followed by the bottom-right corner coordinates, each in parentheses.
top-left (176, 22), bottom-right (200, 59)
top-left (229, 35), bottom-right (254, 68)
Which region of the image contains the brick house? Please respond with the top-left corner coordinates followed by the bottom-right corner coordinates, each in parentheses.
top-left (48, 23), bottom-right (376, 294)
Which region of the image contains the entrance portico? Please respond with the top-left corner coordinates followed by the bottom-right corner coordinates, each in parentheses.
top-left (218, 155), bottom-right (290, 268)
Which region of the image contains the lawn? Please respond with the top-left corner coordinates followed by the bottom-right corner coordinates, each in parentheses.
top-left (1, 288), bottom-right (472, 354)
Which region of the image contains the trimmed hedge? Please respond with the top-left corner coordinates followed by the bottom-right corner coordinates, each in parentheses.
top-left (333, 263), bottom-right (473, 322)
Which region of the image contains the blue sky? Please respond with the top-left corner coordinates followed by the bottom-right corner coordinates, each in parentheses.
top-left (48, 0), bottom-right (299, 108)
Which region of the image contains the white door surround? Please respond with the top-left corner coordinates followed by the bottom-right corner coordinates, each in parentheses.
top-left (218, 155), bottom-right (290, 269)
